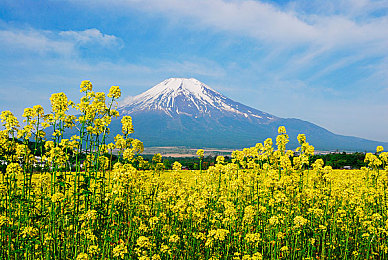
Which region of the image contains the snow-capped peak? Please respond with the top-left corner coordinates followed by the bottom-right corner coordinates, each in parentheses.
top-left (145, 78), bottom-right (217, 96)
top-left (119, 78), bottom-right (276, 122)
top-left (121, 78), bottom-right (218, 107)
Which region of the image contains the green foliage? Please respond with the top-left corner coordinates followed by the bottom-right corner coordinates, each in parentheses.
top-left (311, 152), bottom-right (366, 169)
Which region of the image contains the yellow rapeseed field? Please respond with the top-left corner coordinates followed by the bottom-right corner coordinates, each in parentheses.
top-left (0, 82), bottom-right (387, 259)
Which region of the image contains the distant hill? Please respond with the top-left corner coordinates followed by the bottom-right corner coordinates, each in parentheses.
top-left (113, 78), bottom-right (387, 151)
top-left (76, 78), bottom-right (388, 151)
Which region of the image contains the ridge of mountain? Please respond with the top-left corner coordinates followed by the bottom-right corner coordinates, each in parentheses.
top-left (119, 78), bottom-right (276, 124)
top-left (113, 78), bottom-right (387, 151)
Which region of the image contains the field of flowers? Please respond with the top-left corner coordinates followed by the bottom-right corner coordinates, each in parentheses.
top-left (0, 81), bottom-right (387, 259)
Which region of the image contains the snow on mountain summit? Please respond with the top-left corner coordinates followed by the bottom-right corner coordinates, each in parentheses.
top-left (121, 78), bottom-right (218, 108)
top-left (119, 78), bottom-right (276, 122)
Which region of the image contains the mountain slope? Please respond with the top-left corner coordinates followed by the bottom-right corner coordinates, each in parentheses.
top-left (116, 78), bottom-right (386, 151)
top-left (120, 78), bottom-right (277, 123)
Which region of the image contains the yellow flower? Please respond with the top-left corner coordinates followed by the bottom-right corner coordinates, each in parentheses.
top-left (6, 163), bottom-right (23, 177)
top-left (301, 142), bottom-right (314, 155)
top-left (44, 233), bottom-right (54, 245)
top-left (193, 232), bottom-right (207, 241)
top-left (1, 110), bottom-right (20, 131)
top-left (76, 253), bottom-right (89, 260)
top-left (172, 161), bottom-right (182, 171)
top-left (297, 134), bottom-right (306, 145)
top-left (264, 138), bottom-right (273, 149)
top-left (169, 234), bottom-right (180, 243)
top-left (243, 205), bottom-right (256, 224)
top-left (277, 232), bottom-right (285, 240)
top-left (114, 134), bottom-right (126, 150)
top-left (22, 107), bottom-right (35, 119)
top-left (293, 216), bottom-right (308, 228)
top-left (88, 245), bottom-right (100, 255)
top-left (131, 139), bottom-right (144, 154)
top-left (113, 240), bottom-right (128, 259)
top-left (50, 92), bottom-right (70, 119)
top-left (365, 153), bottom-right (382, 167)
top-left (33, 105), bottom-right (44, 117)
top-left (160, 243), bottom-right (170, 254)
top-left (0, 215), bottom-right (11, 227)
top-left (123, 148), bottom-right (134, 161)
top-left (245, 233), bottom-right (261, 244)
top-left (108, 85), bottom-right (121, 99)
top-left (280, 246), bottom-right (289, 252)
top-left (149, 216), bottom-right (159, 226)
top-left (121, 116), bottom-right (134, 136)
top-left (21, 226), bottom-right (38, 238)
top-left (278, 126), bottom-right (286, 134)
top-left (206, 230), bottom-right (225, 247)
top-left (216, 156), bottom-right (225, 164)
top-left (252, 252), bottom-right (263, 260)
top-left (372, 213), bottom-right (382, 221)
top-left (80, 210), bottom-right (98, 221)
top-left (152, 153), bottom-right (162, 163)
top-left (110, 109), bottom-right (120, 118)
top-left (51, 192), bottom-right (65, 203)
top-left (196, 149), bottom-right (204, 159)
top-left (268, 215), bottom-right (280, 226)
top-left (107, 142), bottom-right (115, 151)
top-left (152, 254), bottom-right (161, 260)
top-left (361, 233), bottom-right (370, 238)
top-left (137, 236), bottom-right (150, 248)
top-left (80, 80), bottom-right (93, 92)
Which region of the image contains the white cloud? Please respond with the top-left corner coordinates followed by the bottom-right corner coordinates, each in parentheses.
top-left (89, 0), bottom-right (388, 50)
top-left (59, 28), bottom-right (121, 47)
top-left (0, 28), bottom-right (74, 56)
top-left (76, 0), bottom-right (388, 78)
top-left (120, 0), bottom-right (318, 44)
top-left (0, 26), bottom-right (121, 57)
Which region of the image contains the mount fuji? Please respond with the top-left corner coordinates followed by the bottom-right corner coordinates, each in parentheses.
top-left (120, 78), bottom-right (276, 123)
top-left (112, 78), bottom-right (385, 151)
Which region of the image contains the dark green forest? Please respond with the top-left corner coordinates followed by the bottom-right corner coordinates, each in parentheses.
top-left (156, 151), bottom-right (369, 170)
top-left (0, 137), bottom-right (372, 172)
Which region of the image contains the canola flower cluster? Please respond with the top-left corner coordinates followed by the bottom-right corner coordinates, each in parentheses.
top-left (0, 81), bottom-right (387, 259)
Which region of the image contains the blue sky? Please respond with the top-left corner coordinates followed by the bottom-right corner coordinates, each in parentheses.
top-left (0, 0), bottom-right (387, 142)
